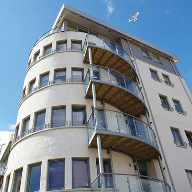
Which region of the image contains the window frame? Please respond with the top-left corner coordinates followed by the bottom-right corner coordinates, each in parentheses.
top-left (172, 99), bottom-right (184, 114)
top-left (40, 72), bottom-right (49, 88)
top-left (71, 40), bottom-right (82, 51)
top-left (185, 132), bottom-right (192, 148)
top-left (34, 110), bottom-right (46, 131)
top-left (150, 69), bottom-right (160, 81)
top-left (34, 50), bottom-right (40, 63)
top-left (47, 159), bottom-right (65, 190)
top-left (44, 44), bottom-right (52, 56)
top-left (54, 69), bottom-right (66, 84)
top-left (12, 168), bottom-right (23, 192)
top-left (159, 95), bottom-right (171, 110)
top-left (21, 116), bottom-right (30, 137)
top-left (141, 48), bottom-right (151, 59)
top-left (171, 128), bottom-right (185, 147)
top-left (72, 158), bottom-right (90, 189)
top-left (51, 106), bottom-right (66, 128)
top-left (153, 53), bottom-right (162, 64)
top-left (56, 41), bottom-right (67, 52)
top-left (26, 163), bottom-right (41, 192)
top-left (71, 68), bottom-right (84, 82)
top-left (186, 170), bottom-right (192, 188)
top-left (72, 106), bottom-right (87, 126)
top-left (162, 74), bottom-right (172, 86)
top-left (29, 78), bottom-right (36, 94)
top-left (5, 174), bottom-right (10, 192)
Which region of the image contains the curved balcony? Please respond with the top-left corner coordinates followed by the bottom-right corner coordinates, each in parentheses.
top-left (91, 173), bottom-right (171, 192)
top-left (83, 34), bottom-right (137, 82)
top-left (87, 109), bottom-right (160, 161)
top-left (84, 65), bottom-right (147, 116)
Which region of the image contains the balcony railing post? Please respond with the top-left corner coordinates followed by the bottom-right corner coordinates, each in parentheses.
top-left (126, 176), bottom-right (131, 192)
top-left (108, 69), bottom-right (111, 82)
top-left (147, 177), bottom-right (152, 192)
top-left (133, 118), bottom-right (139, 137)
top-left (115, 113), bottom-right (120, 133)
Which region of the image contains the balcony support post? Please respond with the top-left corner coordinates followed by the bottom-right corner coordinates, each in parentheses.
top-left (89, 47), bottom-right (106, 192)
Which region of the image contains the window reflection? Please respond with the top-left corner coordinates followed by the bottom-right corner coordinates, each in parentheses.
top-left (72, 106), bottom-right (86, 126)
top-left (54, 70), bottom-right (66, 84)
top-left (35, 111), bottom-right (45, 131)
top-left (52, 107), bottom-right (66, 127)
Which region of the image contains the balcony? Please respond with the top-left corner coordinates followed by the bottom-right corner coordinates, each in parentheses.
top-left (83, 35), bottom-right (137, 82)
top-left (91, 173), bottom-right (171, 192)
top-left (87, 109), bottom-right (160, 161)
top-left (84, 65), bottom-right (147, 116)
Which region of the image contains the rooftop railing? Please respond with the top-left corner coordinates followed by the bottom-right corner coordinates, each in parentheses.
top-left (83, 34), bottom-right (135, 70)
top-left (84, 64), bottom-right (144, 103)
top-left (87, 108), bottom-right (158, 149)
top-left (91, 173), bottom-right (171, 192)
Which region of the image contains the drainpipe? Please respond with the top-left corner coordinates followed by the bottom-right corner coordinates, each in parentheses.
top-left (126, 38), bottom-right (176, 192)
top-left (169, 59), bottom-right (192, 105)
top-left (89, 47), bottom-right (106, 192)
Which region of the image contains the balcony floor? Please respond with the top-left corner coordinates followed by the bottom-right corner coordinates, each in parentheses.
top-left (89, 130), bottom-right (160, 161)
top-left (84, 46), bottom-right (137, 82)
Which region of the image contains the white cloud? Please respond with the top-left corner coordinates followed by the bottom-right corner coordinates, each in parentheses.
top-left (0, 131), bottom-right (13, 145)
top-left (165, 10), bottom-right (170, 14)
top-left (100, 0), bottom-right (115, 17)
top-left (9, 124), bottom-right (16, 130)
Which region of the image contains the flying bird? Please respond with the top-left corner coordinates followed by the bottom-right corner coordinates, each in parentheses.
top-left (127, 11), bottom-right (139, 22)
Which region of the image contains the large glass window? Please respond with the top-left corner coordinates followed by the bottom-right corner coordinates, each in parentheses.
top-left (35, 110), bottom-right (46, 131)
top-left (72, 106), bottom-right (86, 126)
top-left (5, 175), bottom-right (10, 192)
top-left (52, 107), bottom-right (66, 128)
top-left (171, 128), bottom-right (184, 146)
top-left (54, 69), bottom-right (66, 84)
top-left (186, 170), bottom-right (192, 188)
top-left (173, 99), bottom-right (183, 113)
top-left (96, 159), bottom-right (113, 188)
top-left (71, 41), bottom-right (82, 51)
top-left (162, 74), bottom-right (171, 85)
top-left (44, 44), bottom-right (52, 56)
top-left (34, 51), bottom-right (40, 62)
top-left (48, 160), bottom-right (65, 190)
top-left (21, 117), bottom-right (30, 137)
top-left (72, 69), bottom-right (83, 82)
top-left (159, 95), bottom-right (170, 109)
top-left (27, 163), bottom-right (41, 192)
top-left (12, 168), bottom-right (23, 192)
top-left (150, 69), bottom-right (159, 81)
top-left (57, 41), bottom-right (67, 52)
top-left (72, 159), bottom-right (90, 188)
top-left (40, 73), bottom-right (49, 88)
top-left (29, 79), bottom-right (36, 94)
top-left (186, 132), bottom-right (192, 148)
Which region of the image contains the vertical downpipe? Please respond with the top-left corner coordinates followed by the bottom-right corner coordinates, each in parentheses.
top-left (126, 39), bottom-right (176, 192)
top-left (89, 47), bottom-right (106, 192)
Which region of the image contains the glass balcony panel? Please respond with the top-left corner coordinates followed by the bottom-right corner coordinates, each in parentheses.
top-left (140, 178), bottom-right (150, 192)
top-left (149, 180), bottom-right (165, 192)
top-left (129, 176), bottom-right (143, 192)
top-left (124, 78), bottom-right (137, 96)
top-left (97, 110), bottom-right (107, 129)
top-left (99, 68), bottom-right (110, 82)
top-left (105, 111), bottom-right (119, 132)
top-left (116, 113), bottom-right (129, 134)
top-left (127, 116), bottom-right (137, 137)
top-left (103, 39), bottom-right (117, 53)
top-left (88, 35), bottom-right (103, 48)
top-left (110, 71), bottom-right (126, 88)
top-left (135, 119), bottom-right (150, 142)
top-left (87, 111), bottom-right (95, 142)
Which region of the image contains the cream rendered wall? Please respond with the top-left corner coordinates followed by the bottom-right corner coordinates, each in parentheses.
top-left (136, 58), bottom-right (192, 192)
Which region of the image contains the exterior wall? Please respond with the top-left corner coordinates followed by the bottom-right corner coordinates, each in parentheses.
top-left (136, 58), bottom-right (192, 192)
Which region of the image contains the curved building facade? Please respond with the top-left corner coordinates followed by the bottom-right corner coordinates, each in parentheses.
top-left (1, 4), bottom-right (192, 192)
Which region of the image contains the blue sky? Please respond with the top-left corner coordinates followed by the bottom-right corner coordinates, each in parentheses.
top-left (0, 0), bottom-right (191, 146)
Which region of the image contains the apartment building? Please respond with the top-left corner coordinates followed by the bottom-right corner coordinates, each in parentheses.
top-left (1, 4), bottom-right (192, 192)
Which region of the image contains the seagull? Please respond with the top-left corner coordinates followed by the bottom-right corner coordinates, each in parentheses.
top-left (127, 11), bottom-right (139, 22)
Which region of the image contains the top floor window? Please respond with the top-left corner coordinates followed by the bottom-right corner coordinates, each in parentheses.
top-left (34, 50), bottom-right (40, 62)
top-left (173, 99), bottom-right (183, 113)
top-left (150, 69), bottom-right (159, 81)
top-left (162, 74), bottom-right (171, 85)
top-left (159, 95), bottom-right (170, 109)
top-left (44, 44), bottom-right (52, 56)
top-left (153, 54), bottom-right (162, 63)
top-left (71, 41), bottom-right (82, 51)
top-left (141, 49), bottom-right (150, 59)
top-left (57, 41), bottom-right (67, 52)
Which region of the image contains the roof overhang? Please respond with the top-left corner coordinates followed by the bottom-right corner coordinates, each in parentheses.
top-left (53, 4), bottom-right (179, 63)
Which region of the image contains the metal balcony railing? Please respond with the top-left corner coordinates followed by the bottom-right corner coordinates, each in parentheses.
top-left (83, 34), bottom-right (135, 70)
top-left (84, 64), bottom-right (144, 103)
top-left (87, 109), bottom-right (158, 149)
top-left (91, 173), bottom-right (171, 192)
top-left (0, 162), bottom-right (7, 175)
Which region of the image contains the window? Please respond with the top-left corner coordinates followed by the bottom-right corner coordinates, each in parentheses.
top-left (162, 74), bottom-right (171, 85)
top-left (96, 159), bottom-right (113, 188)
top-left (159, 95), bottom-right (170, 109)
top-left (153, 54), bottom-right (162, 63)
top-left (22, 88), bottom-right (26, 100)
top-left (54, 69), bottom-right (66, 84)
top-left (186, 132), bottom-right (192, 148)
top-left (51, 107), bottom-right (66, 128)
top-left (57, 41), bottom-right (67, 52)
top-left (34, 110), bottom-right (46, 131)
top-left (40, 73), bottom-right (49, 88)
top-left (72, 106), bottom-right (86, 126)
top-left (78, 27), bottom-right (88, 33)
top-left (141, 49), bottom-right (150, 59)
top-left (68, 23), bottom-right (77, 31)
top-left (150, 69), bottom-right (159, 81)
top-left (44, 44), bottom-right (52, 56)
top-left (29, 79), bottom-right (36, 94)
top-left (21, 117), bottom-right (30, 137)
top-left (34, 51), bottom-right (40, 62)
top-left (173, 100), bottom-right (183, 113)
top-left (186, 170), bottom-right (192, 188)
top-left (48, 159), bottom-right (65, 190)
top-left (71, 41), bottom-right (82, 51)
top-left (15, 125), bottom-right (19, 142)
top-left (171, 128), bottom-right (184, 146)
top-left (72, 69), bottom-right (83, 82)
top-left (72, 159), bottom-right (90, 188)
top-left (12, 168), bottom-right (23, 192)
top-left (27, 163), bottom-right (41, 192)
top-left (28, 59), bottom-right (31, 68)
top-left (5, 175), bottom-right (10, 192)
